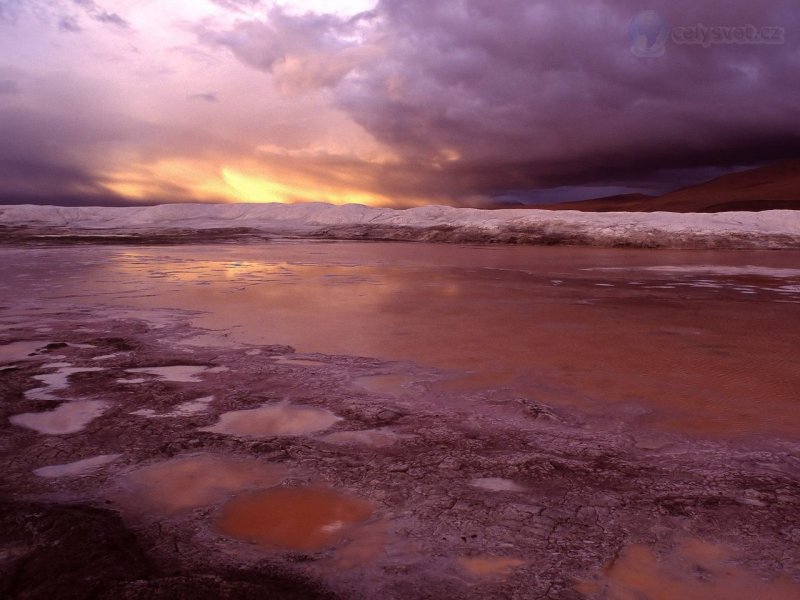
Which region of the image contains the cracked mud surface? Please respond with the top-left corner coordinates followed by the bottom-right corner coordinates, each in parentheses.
top-left (2, 311), bottom-right (799, 599)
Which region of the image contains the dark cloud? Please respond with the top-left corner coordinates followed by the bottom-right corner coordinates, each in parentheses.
top-left (72, 0), bottom-right (129, 29)
top-left (199, 0), bottom-right (800, 202)
top-left (58, 15), bottom-right (81, 32)
top-left (0, 157), bottom-right (180, 206)
top-left (93, 10), bottom-right (128, 28)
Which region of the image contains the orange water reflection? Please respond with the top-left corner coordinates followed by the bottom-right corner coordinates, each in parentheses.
top-left (577, 538), bottom-right (800, 600)
top-left (216, 486), bottom-right (374, 552)
top-left (79, 244), bottom-right (800, 437)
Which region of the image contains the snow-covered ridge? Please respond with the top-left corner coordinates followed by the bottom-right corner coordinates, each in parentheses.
top-left (2, 203), bottom-right (800, 248)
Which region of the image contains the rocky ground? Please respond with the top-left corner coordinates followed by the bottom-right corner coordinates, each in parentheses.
top-left (1, 311), bottom-right (799, 599)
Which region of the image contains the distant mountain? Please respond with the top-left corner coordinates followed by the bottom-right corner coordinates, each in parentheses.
top-left (538, 160), bottom-right (800, 212)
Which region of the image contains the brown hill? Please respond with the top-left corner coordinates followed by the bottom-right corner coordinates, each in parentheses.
top-left (538, 160), bottom-right (800, 212)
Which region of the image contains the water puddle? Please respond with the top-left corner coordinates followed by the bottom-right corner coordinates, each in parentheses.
top-left (458, 556), bottom-right (525, 577)
top-left (216, 486), bottom-right (373, 551)
top-left (354, 373), bottom-right (416, 396)
top-left (10, 400), bottom-right (108, 435)
top-left (120, 454), bottom-right (286, 513)
top-left (470, 478), bottom-right (527, 492)
top-left (326, 520), bottom-right (389, 569)
top-left (576, 538), bottom-right (800, 599)
top-left (125, 365), bottom-right (227, 383)
top-left (321, 429), bottom-right (404, 447)
top-left (199, 402), bottom-right (341, 438)
top-left (0, 340), bottom-right (49, 363)
top-left (34, 454), bottom-right (121, 478)
top-left (26, 365), bottom-right (105, 400)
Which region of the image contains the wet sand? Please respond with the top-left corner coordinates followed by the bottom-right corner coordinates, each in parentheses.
top-left (0, 241), bottom-right (799, 599)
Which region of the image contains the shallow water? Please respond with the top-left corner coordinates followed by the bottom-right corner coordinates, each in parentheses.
top-left (121, 454), bottom-right (286, 513)
top-left (216, 486), bottom-right (374, 551)
top-left (458, 556), bottom-right (525, 578)
top-left (10, 400), bottom-right (108, 435)
top-left (354, 373), bottom-right (416, 396)
top-left (26, 365), bottom-right (105, 400)
top-left (0, 340), bottom-right (48, 363)
top-left (576, 538), bottom-right (800, 600)
top-left (1, 242), bottom-right (799, 438)
top-left (199, 402), bottom-right (341, 438)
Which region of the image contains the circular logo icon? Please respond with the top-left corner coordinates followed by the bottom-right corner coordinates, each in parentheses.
top-left (629, 10), bottom-right (669, 57)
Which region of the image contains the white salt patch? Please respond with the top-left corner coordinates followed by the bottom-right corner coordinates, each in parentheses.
top-left (246, 349), bottom-right (262, 356)
top-left (130, 409), bottom-right (157, 417)
top-left (117, 378), bottom-right (148, 384)
top-left (34, 454), bottom-right (121, 478)
top-left (10, 400), bottom-right (108, 435)
top-left (471, 478), bottom-right (527, 492)
top-left (199, 402), bottom-right (341, 438)
top-left (592, 265), bottom-right (800, 278)
top-left (92, 353), bottom-right (125, 361)
top-left (68, 343), bottom-right (97, 349)
top-left (682, 281), bottom-right (723, 289)
top-left (171, 395), bottom-right (215, 415)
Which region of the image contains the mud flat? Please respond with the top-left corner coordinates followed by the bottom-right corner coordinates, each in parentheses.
top-left (1, 308), bottom-right (799, 600)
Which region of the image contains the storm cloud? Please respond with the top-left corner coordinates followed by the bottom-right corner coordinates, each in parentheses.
top-left (200, 0), bottom-right (800, 200)
top-left (0, 0), bottom-right (798, 206)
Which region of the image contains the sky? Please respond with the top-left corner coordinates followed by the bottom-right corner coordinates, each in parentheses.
top-left (0, 0), bottom-right (798, 207)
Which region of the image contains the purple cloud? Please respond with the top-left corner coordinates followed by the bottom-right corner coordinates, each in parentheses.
top-left (198, 0), bottom-right (800, 201)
